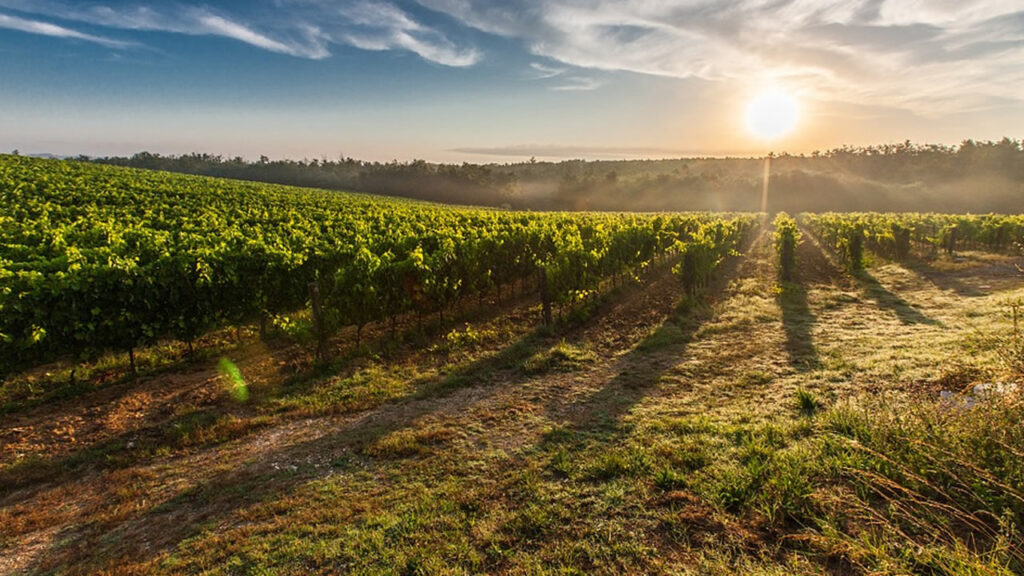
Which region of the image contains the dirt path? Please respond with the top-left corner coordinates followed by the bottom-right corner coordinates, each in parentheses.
top-left (0, 250), bottom-right (695, 573)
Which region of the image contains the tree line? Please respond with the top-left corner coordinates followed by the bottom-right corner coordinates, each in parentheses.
top-left (79, 138), bottom-right (1024, 213)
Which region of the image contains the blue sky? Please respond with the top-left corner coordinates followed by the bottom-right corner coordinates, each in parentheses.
top-left (1, 0), bottom-right (1022, 162)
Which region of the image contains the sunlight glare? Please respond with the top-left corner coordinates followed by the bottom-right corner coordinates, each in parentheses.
top-left (746, 88), bottom-right (800, 141)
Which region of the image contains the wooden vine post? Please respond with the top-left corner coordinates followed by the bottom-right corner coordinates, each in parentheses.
top-left (538, 266), bottom-right (552, 326)
top-left (308, 280), bottom-right (327, 360)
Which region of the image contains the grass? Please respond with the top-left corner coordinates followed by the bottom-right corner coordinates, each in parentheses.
top-left (521, 340), bottom-right (596, 374)
top-left (4, 235), bottom-right (1024, 575)
top-left (794, 388), bottom-right (821, 415)
top-left (364, 426), bottom-right (462, 459)
top-left (0, 326), bottom-right (257, 415)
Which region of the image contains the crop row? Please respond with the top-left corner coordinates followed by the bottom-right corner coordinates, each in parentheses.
top-left (1, 156), bottom-right (756, 373)
top-left (800, 212), bottom-right (1024, 270)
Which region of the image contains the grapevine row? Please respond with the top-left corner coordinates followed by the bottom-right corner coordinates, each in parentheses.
top-left (800, 212), bottom-right (1024, 270)
top-left (772, 212), bottom-right (801, 281)
top-left (0, 156), bottom-right (756, 373)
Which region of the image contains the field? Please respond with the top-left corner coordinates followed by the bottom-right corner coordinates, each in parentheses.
top-left (2, 157), bottom-right (1024, 575)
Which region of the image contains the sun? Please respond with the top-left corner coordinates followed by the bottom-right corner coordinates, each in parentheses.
top-left (746, 87), bottom-right (800, 141)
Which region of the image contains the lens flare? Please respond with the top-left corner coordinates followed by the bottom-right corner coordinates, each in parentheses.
top-left (218, 357), bottom-right (249, 402)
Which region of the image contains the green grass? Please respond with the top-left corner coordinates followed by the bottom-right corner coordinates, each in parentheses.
top-left (794, 388), bottom-right (821, 415)
top-left (522, 340), bottom-right (596, 374)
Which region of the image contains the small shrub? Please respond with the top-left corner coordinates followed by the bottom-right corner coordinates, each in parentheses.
top-left (433, 325), bottom-right (496, 354)
top-left (270, 314), bottom-right (315, 344)
top-left (847, 228), bottom-right (864, 270)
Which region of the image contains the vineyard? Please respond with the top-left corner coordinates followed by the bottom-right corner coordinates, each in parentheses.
top-left (2, 156), bottom-right (1024, 575)
top-left (0, 155), bottom-right (755, 374)
top-left (802, 211), bottom-right (1024, 271)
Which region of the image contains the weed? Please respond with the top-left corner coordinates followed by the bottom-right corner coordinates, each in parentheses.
top-left (654, 467), bottom-right (688, 491)
top-left (795, 388), bottom-right (821, 415)
top-left (364, 426), bottom-right (460, 459)
top-left (581, 446), bottom-right (652, 481)
top-left (432, 325), bottom-right (497, 354)
top-left (522, 340), bottom-right (595, 374)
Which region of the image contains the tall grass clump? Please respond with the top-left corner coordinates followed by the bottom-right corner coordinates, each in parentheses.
top-left (814, 395), bottom-right (1024, 572)
top-left (794, 387), bottom-right (820, 415)
top-left (696, 391), bottom-right (1024, 573)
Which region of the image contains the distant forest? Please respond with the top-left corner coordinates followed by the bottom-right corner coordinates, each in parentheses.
top-left (88, 138), bottom-right (1024, 213)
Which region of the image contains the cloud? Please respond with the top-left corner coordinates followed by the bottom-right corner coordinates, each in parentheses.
top-left (338, 0), bottom-right (479, 66)
top-left (528, 62), bottom-right (566, 79)
top-left (528, 61), bottom-right (601, 91)
top-left (192, 13), bottom-right (330, 59)
top-left (450, 144), bottom-right (721, 159)
top-left (0, 12), bottom-right (134, 48)
top-left (0, 0), bottom-right (476, 65)
top-left (551, 76), bottom-right (603, 91)
top-left (3, 0), bottom-right (1019, 108)
top-left (413, 0), bottom-right (1024, 111)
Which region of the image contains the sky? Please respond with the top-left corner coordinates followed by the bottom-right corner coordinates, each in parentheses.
top-left (0, 0), bottom-right (1022, 163)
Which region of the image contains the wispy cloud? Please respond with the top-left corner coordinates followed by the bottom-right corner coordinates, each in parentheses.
top-left (551, 76), bottom-right (603, 92)
top-left (0, 12), bottom-right (134, 48)
top-left (339, 0), bottom-right (479, 66)
top-left (451, 144), bottom-right (720, 159)
top-left (414, 0), bottom-right (1024, 111)
top-left (0, 0), bottom-right (477, 65)
top-left (191, 13), bottom-right (329, 59)
top-left (528, 62), bottom-right (566, 79)
top-left (527, 61), bottom-right (601, 91)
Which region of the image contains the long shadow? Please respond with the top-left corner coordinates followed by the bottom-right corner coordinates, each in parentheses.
top-left (854, 269), bottom-right (942, 326)
top-left (797, 226), bottom-right (940, 327)
top-left (551, 236), bottom-right (753, 437)
top-left (0, 281), bottom-right (548, 496)
top-left (776, 237), bottom-right (830, 372)
top-left (778, 282), bottom-right (821, 371)
top-left (900, 260), bottom-right (985, 298)
top-left (9, 321), bottom-right (553, 574)
top-left (10, 266), bottom-right (679, 573)
top-left (4, 256), bottom-right (737, 573)
top-left (0, 271), bottom-right (538, 424)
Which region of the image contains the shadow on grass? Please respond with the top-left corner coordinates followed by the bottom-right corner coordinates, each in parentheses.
top-left (2, 260), bottom-right (707, 573)
top-left (900, 260), bottom-right (985, 298)
top-left (5, 321), bottom-right (551, 574)
top-left (778, 282), bottom-right (821, 371)
top-left (0, 283), bottom-right (546, 494)
top-left (8, 265), bottom-right (645, 573)
top-left (0, 275), bottom-right (539, 421)
top-left (854, 269), bottom-right (942, 326)
top-left (553, 241), bottom-right (750, 436)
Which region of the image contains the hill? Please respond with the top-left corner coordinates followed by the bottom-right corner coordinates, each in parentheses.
top-left (86, 138), bottom-right (1024, 212)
